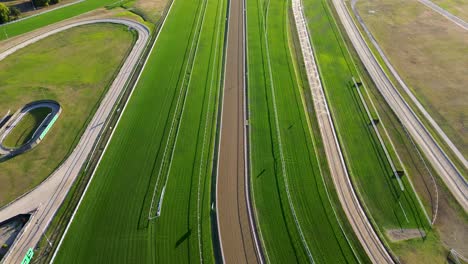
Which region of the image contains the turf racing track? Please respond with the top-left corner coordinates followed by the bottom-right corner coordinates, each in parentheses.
top-left (292, 0), bottom-right (393, 263)
top-left (0, 19), bottom-right (149, 263)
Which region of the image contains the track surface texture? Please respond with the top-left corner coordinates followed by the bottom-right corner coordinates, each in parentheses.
top-left (291, 0), bottom-right (393, 263)
top-left (331, 0), bottom-right (468, 212)
top-left (0, 19), bottom-right (148, 264)
top-left (216, 0), bottom-right (261, 261)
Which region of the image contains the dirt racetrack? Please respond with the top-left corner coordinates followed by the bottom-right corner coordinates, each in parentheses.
top-left (215, 0), bottom-right (261, 261)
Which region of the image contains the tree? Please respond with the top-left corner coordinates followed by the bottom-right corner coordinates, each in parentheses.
top-left (32, 0), bottom-right (49, 7)
top-left (9, 6), bottom-right (21, 20)
top-left (0, 3), bottom-right (10, 24)
top-left (49, 0), bottom-right (60, 5)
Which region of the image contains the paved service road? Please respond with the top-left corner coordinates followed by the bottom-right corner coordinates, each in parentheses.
top-left (331, 0), bottom-right (468, 212)
top-left (0, 19), bottom-right (149, 263)
top-left (291, 0), bottom-right (394, 263)
top-left (215, 0), bottom-right (262, 261)
top-left (418, 0), bottom-right (468, 30)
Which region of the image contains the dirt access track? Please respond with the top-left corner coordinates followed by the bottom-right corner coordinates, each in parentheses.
top-left (0, 19), bottom-right (149, 264)
top-left (215, 0), bottom-right (262, 261)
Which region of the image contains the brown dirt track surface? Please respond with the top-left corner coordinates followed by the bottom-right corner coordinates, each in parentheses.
top-left (216, 0), bottom-right (259, 261)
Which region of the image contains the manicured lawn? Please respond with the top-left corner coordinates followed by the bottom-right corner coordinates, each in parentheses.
top-left (247, 0), bottom-right (369, 262)
top-left (302, 0), bottom-right (429, 236)
top-left (2, 107), bottom-right (52, 148)
top-left (53, 0), bottom-right (226, 261)
top-left (0, 23), bottom-right (135, 206)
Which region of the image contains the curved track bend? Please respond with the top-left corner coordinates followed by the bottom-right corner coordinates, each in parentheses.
top-left (0, 19), bottom-right (149, 264)
top-left (331, 0), bottom-right (468, 212)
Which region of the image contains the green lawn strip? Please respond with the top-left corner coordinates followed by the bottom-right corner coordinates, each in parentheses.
top-left (302, 0), bottom-right (429, 235)
top-left (150, 0), bottom-right (225, 261)
top-left (53, 0), bottom-right (225, 261)
top-left (0, 0), bottom-right (120, 40)
top-left (2, 107), bottom-right (52, 148)
top-left (0, 24), bottom-right (134, 207)
top-left (248, 0), bottom-right (364, 262)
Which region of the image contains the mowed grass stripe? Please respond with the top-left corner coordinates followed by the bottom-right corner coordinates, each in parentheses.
top-left (53, 0), bottom-right (225, 261)
top-left (149, 0), bottom-right (225, 261)
top-left (247, 0), bottom-right (366, 262)
top-left (302, 0), bottom-right (428, 231)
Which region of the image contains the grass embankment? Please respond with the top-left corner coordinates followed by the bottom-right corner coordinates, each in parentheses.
top-left (2, 107), bottom-right (52, 148)
top-left (302, 0), bottom-right (429, 244)
top-left (247, 0), bottom-right (369, 262)
top-left (0, 23), bottom-right (135, 206)
top-left (53, 0), bottom-right (226, 261)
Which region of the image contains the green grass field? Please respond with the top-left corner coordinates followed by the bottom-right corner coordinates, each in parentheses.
top-left (0, 0), bottom-right (120, 40)
top-left (2, 107), bottom-right (52, 148)
top-left (302, 0), bottom-right (429, 238)
top-left (246, 0), bottom-right (370, 262)
top-left (53, 0), bottom-right (226, 261)
top-left (0, 23), bottom-right (134, 207)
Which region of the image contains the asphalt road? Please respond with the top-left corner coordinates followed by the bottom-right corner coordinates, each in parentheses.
top-left (331, 0), bottom-right (468, 212)
top-left (291, 0), bottom-right (394, 263)
top-left (0, 19), bottom-right (149, 263)
top-left (215, 0), bottom-right (262, 261)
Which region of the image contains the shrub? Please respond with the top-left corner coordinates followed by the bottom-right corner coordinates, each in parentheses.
top-left (0, 3), bottom-right (10, 24)
top-left (33, 0), bottom-right (49, 7)
top-left (9, 6), bottom-right (21, 20)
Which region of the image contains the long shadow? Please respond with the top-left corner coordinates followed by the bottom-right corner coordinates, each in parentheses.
top-left (175, 228), bottom-right (192, 248)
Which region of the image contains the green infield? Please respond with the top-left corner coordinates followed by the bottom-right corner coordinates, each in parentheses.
top-left (0, 23), bottom-right (135, 206)
top-left (247, 0), bottom-right (369, 262)
top-left (302, 0), bottom-right (429, 239)
top-left (2, 107), bottom-right (52, 148)
top-left (53, 0), bottom-right (226, 261)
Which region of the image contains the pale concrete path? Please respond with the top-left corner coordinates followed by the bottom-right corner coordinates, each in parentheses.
top-left (291, 0), bottom-right (394, 263)
top-left (418, 0), bottom-right (468, 30)
top-left (331, 0), bottom-right (468, 212)
top-left (0, 19), bottom-right (149, 263)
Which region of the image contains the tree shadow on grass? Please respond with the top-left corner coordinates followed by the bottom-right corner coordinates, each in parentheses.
top-left (175, 228), bottom-right (191, 248)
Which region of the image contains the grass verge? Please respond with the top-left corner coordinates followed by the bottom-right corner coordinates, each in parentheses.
top-left (0, 23), bottom-right (135, 207)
